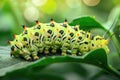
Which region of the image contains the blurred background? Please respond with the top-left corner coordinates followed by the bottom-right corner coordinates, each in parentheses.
top-left (0, 0), bottom-right (120, 80)
top-left (0, 0), bottom-right (120, 45)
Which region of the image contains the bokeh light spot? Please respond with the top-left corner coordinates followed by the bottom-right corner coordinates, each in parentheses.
top-left (24, 6), bottom-right (39, 22)
top-left (32, 0), bottom-right (47, 7)
top-left (66, 0), bottom-right (80, 8)
top-left (83, 0), bottom-right (101, 6)
top-left (41, 0), bottom-right (56, 14)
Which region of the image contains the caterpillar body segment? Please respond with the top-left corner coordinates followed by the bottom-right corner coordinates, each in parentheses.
top-left (9, 20), bottom-right (110, 61)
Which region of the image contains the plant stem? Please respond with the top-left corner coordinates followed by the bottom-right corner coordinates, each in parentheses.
top-left (104, 64), bottom-right (120, 78)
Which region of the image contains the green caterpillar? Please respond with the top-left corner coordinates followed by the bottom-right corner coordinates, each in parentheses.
top-left (8, 19), bottom-right (110, 61)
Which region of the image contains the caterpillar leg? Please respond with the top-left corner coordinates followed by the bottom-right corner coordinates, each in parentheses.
top-left (31, 51), bottom-right (39, 60)
top-left (51, 47), bottom-right (57, 53)
top-left (19, 49), bottom-right (31, 61)
top-left (36, 43), bottom-right (44, 53)
top-left (38, 47), bottom-right (44, 53)
top-left (62, 43), bottom-right (70, 56)
top-left (44, 46), bottom-right (50, 54)
top-left (61, 47), bottom-right (68, 56)
top-left (22, 54), bottom-right (31, 61)
top-left (71, 49), bottom-right (77, 56)
top-left (51, 45), bottom-right (60, 53)
top-left (44, 40), bottom-right (52, 54)
top-left (71, 43), bottom-right (79, 56)
top-left (51, 39), bottom-right (61, 53)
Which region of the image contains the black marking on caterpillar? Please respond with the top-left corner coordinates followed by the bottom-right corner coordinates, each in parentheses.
top-left (8, 19), bottom-right (110, 61)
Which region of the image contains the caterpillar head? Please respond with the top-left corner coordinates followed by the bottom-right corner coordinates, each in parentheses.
top-left (93, 35), bottom-right (109, 45)
top-left (91, 35), bottom-right (109, 53)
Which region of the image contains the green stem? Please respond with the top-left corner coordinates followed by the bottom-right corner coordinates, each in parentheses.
top-left (104, 65), bottom-right (120, 78)
top-left (111, 33), bottom-right (120, 57)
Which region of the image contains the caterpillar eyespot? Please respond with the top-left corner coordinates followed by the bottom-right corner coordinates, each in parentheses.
top-left (9, 19), bottom-right (111, 61)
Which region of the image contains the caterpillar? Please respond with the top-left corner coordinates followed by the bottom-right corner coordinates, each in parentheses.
top-left (8, 19), bottom-right (110, 61)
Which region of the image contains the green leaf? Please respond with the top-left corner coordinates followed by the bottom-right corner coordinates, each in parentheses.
top-left (0, 48), bottom-right (120, 80)
top-left (107, 7), bottom-right (120, 56)
top-left (69, 16), bottom-right (106, 31)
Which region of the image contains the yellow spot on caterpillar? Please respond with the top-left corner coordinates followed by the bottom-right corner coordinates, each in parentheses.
top-left (17, 43), bottom-right (22, 48)
top-left (68, 36), bottom-right (70, 40)
top-left (43, 29), bottom-right (46, 32)
top-left (57, 33), bottom-right (61, 37)
top-left (77, 33), bottom-right (80, 36)
top-left (68, 30), bottom-right (71, 33)
top-left (56, 28), bottom-right (59, 31)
